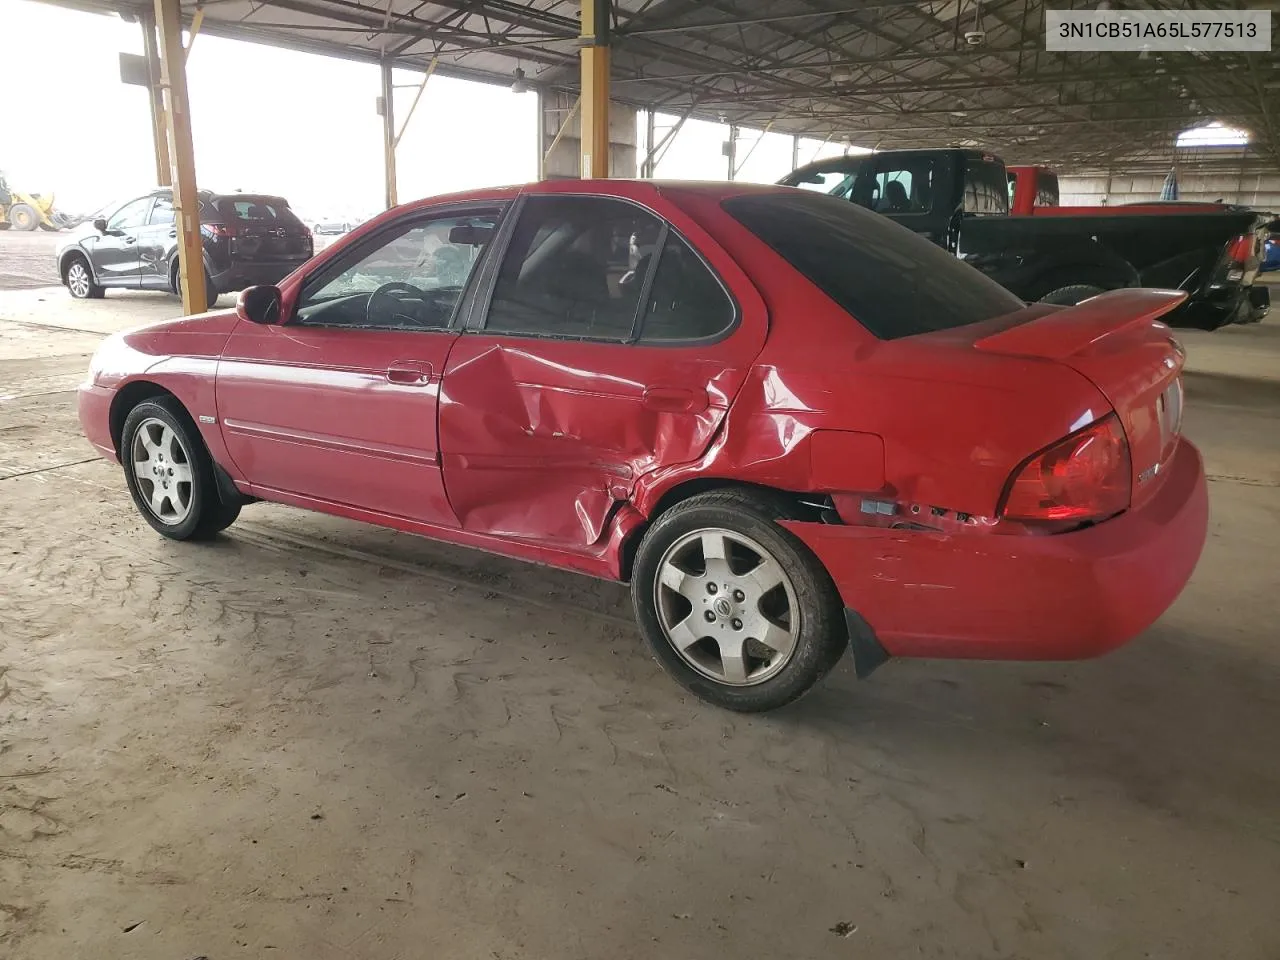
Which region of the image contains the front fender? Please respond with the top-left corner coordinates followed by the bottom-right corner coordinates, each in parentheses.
top-left (57, 242), bottom-right (100, 282)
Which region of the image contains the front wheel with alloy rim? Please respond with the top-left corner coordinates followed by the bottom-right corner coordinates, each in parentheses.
top-left (631, 489), bottom-right (848, 712)
top-left (65, 256), bottom-right (104, 299)
top-left (121, 397), bottom-right (240, 540)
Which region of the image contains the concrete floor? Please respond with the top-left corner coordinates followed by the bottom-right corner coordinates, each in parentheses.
top-left (2, 264), bottom-right (1279, 959)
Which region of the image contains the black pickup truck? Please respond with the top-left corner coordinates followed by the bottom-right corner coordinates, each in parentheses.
top-left (779, 149), bottom-right (1271, 330)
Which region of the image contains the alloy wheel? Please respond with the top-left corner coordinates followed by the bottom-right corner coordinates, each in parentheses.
top-left (67, 262), bottom-right (91, 298)
top-left (130, 418), bottom-right (194, 525)
top-left (653, 527), bottom-right (800, 686)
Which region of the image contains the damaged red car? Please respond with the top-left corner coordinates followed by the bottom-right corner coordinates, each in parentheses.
top-left (78, 180), bottom-right (1209, 712)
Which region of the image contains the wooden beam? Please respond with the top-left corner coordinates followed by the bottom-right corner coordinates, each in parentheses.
top-left (579, 0), bottom-right (610, 178)
top-left (154, 0), bottom-right (205, 314)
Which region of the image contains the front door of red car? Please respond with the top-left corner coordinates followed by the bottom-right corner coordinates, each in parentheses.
top-left (215, 206), bottom-right (501, 526)
top-left (438, 193), bottom-right (762, 547)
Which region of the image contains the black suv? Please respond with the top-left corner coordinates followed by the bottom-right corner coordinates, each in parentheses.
top-left (56, 188), bottom-right (313, 301)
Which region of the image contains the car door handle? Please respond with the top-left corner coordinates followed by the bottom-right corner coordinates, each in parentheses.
top-left (168, 230), bottom-right (177, 238)
top-left (123, 236), bottom-right (137, 245)
top-left (386, 363), bottom-right (433, 385)
top-left (642, 386), bottom-right (708, 413)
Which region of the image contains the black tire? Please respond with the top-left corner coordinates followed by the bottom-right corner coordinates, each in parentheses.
top-left (1038, 284), bottom-right (1106, 306)
top-left (64, 254), bottom-right (104, 299)
top-left (631, 489), bottom-right (847, 712)
top-left (172, 261), bottom-right (218, 306)
top-left (9, 203), bottom-right (39, 231)
top-left (121, 396), bottom-right (240, 541)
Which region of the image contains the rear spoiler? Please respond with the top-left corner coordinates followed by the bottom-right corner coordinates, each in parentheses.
top-left (974, 289), bottom-right (1187, 360)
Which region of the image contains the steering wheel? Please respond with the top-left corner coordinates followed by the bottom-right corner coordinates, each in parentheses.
top-left (367, 281), bottom-right (428, 327)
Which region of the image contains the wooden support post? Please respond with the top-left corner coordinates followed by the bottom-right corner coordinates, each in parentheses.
top-left (642, 109), bottom-right (656, 177)
top-left (380, 60), bottom-right (398, 208)
top-left (153, 0), bottom-right (204, 314)
top-left (535, 89), bottom-right (547, 180)
top-left (139, 11), bottom-right (171, 187)
top-left (579, 0), bottom-right (610, 178)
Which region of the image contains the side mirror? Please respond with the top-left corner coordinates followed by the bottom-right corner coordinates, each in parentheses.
top-left (93, 217), bottom-right (108, 234)
top-left (237, 285), bottom-right (282, 325)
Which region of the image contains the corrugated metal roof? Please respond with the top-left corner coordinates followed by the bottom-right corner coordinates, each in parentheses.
top-left (42, 0), bottom-right (1280, 167)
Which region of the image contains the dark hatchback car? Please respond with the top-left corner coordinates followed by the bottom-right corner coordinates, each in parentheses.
top-left (56, 188), bottom-right (313, 302)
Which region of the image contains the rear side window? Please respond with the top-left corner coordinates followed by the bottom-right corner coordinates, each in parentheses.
top-left (963, 160), bottom-right (1011, 215)
top-left (213, 195), bottom-right (305, 229)
top-left (724, 191), bottom-right (1023, 340)
top-left (483, 196), bottom-right (735, 343)
top-left (872, 158), bottom-right (935, 214)
top-left (639, 233), bottom-right (735, 342)
top-left (485, 196), bottom-right (658, 340)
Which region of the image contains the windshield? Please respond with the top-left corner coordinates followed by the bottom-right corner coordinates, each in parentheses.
top-left (724, 190), bottom-right (1024, 340)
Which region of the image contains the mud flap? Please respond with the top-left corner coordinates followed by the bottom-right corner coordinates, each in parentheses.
top-left (844, 607), bottom-right (890, 679)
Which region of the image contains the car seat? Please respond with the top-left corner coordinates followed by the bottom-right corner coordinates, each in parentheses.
top-left (882, 180), bottom-right (910, 212)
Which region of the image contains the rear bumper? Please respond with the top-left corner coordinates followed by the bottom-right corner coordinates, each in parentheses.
top-left (1175, 284), bottom-right (1269, 329)
top-left (786, 436), bottom-right (1208, 662)
top-left (77, 381), bottom-right (117, 461)
top-left (1247, 284), bottom-right (1271, 320)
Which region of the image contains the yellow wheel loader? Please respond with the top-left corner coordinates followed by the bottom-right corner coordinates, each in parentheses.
top-left (0, 171), bottom-right (60, 231)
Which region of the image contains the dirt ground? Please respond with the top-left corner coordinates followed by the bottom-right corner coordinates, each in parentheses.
top-left (1, 274), bottom-right (1279, 960)
top-left (0, 232), bottom-right (61, 290)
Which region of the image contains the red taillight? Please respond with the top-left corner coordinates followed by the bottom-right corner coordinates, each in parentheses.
top-left (999, 414), bottom-right (1131, 523)
top-left (1227, 234), bottom-right (1254, 264)
top-left (205, 223), bottom-right (236, 238)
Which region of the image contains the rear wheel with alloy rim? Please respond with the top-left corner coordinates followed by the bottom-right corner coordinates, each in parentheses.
top-left (654, 528), bottom-right (800, 686)
top-left (632, 489), bottom-right (847, 712)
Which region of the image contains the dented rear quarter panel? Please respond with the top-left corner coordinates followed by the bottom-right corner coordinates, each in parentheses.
top-left (638, 187), bottom-right (1112, 520)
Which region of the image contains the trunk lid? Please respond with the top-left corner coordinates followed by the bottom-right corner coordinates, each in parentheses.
top-left (973, 289), bottom-right (1189, 507)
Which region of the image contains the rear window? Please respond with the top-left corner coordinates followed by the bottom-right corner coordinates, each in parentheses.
top-left (724, 191), bottom-right (1024, 340)
top-left (1036, 173), bottom-right (1060, 207)
top-left (212, 195), bottom-right (304, 227)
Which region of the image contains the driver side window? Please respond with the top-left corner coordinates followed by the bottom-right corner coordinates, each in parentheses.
top-left (108, 197), bottom-right (153, 232)
top-left (295, 210), bottom-right (497, 330)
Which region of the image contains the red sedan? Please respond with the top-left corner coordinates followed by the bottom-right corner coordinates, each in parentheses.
top-left (78, 180), bottom-right (1208, 712)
